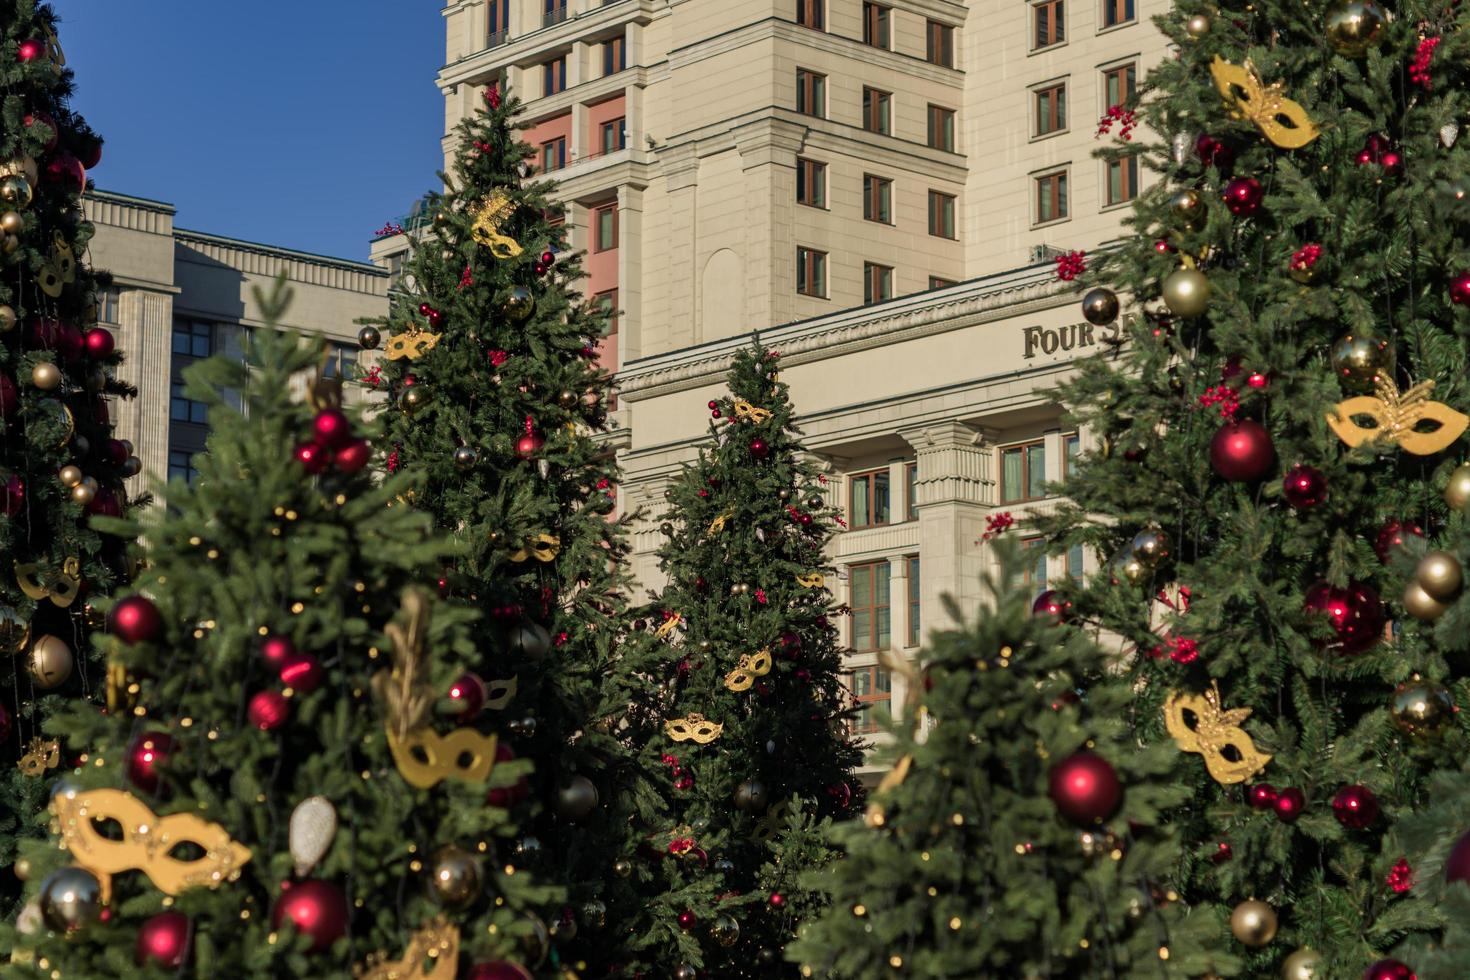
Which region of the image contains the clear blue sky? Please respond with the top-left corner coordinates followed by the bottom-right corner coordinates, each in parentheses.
top-left (55, 0), bottom-right (446, 262)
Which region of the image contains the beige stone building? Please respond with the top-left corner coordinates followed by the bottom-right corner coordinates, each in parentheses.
top-left (84, 190), bottom-right (389, 501)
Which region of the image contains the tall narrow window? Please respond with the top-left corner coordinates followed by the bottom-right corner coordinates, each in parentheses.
top-left (1035, 82), bottom-right (1067, 136)
top-left (487, 0), bottom-right (510, 45)
top-left (847, 666), bottom-right (892, 733)
top-left (863, 262), bottom-right (893, 304)
top-left (1033, 0), bottom-right (1064, 47)
top-left (542, 56), bottom-right (567, 96)
top-left (796, 158), bottom-right (827, 208)
top-left (593, 203), bottom-right (618, 251)
top-left (862, 174), bottom-right (893, 224)
top-left (1068, 543), bottom-right (1086, 582)
top-left (1000, 441), bottom-right (1047, 502)
top-left (927, 104), bottom-right (956, 151)
top-left (927, 191), bottom-right (956, 239)
top-left (1064, 433), bottom-right (1081, 476)
top-left (797, 246), bottom-right (827, 298)
top-left (599, 117), bottom-right (627, 154)
top-left (862, 87), bottom-right (891, 135)
top-left (170, 320), bottom-right (213, 425)
top-left (1036, 171), bottom-right (1068, 223)
top-left (1022, 536), bottom-right (1048, 592)
top-left (99, 286), bottom-right (121, 324)
top-left (594, 289), bottom-right (618, 335)
top-left (863, 2), bottom-right (890, 47)
top-left (797, 0), bottom-right (825, 29)
top-left (849, 468), bottom-right (891, 527)
top-left (850, 561), bottom-right (892, 652)
top-left (906, 556), bottom-right (921, 646)
top-left (926, 20), bottom-right (954, 67)
top-left (905, 462), bottom-right (919, 519)
top-left (1103, 63), bottom-right (1137, 106)
top-left (322, 341), bottom-right (357, 380)
top-left (540, 136), bottom-right (567, 172)
top-left (1103, 0), bottom-right (1135, 27)
top-left (168, 449), bottom-right (199, 485)
top-left (1107, 156), bottom-right (1139, 206)
top-left (602, 35), bottom-right (626, 75)
top-left (796, 69), bottom-right (826, 118)
top-left (544, 0), bottom-right (568, 26)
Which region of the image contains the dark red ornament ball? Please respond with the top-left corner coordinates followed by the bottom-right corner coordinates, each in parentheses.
top-left (1222, 176), bottom-right (1264, 216)
top-left (707, 400), bottom-right (717, 410)
top-left (333, 438), bottom-right (371, 474)
top-left (249, 690), bottom-right (290, 731)
top-left (1303, 581), bottom-right (1385, 655)
top-left (1362, 960), bottom-right (1415, 980)
top-left (1048, 751), bottom-right (1122, 825)
top-left (677, 910), bottom-right (696, 930)
top-left (260, 635), bottom-right (295, 667)
top-left (515, 433), bottom-right (544, 460)
top-left (126, 731), bottom-right (177, 795)
top-left (1282, 464), bottom-right (1327, 509)
top-left (749, 437), bottom-right (770, 460)
top-left (446, 672), bottom-right (487, 719)
top-left (486, 743), bottom-right (529, 806)
top-left (1274, 786), bottom-right (1305, 823)
top-left (769, 892), bottom-right (786, 908)
top-left (464, 964), bottom-right (534, 980)
top-left (109, 595), bottom-right (163, 644)
top-left (280, 652), bottom-right (325, 693)
top-left (1378, 150), bottom-right (1403, 176)
top-left (1331, 784), bottom-right (1380, 829)
top-left (1451, 273), bottom-right (1470, 307)
top-left (136, 911), bottom-right (191, 968)
top-left (44, 153), bottom-right (85, 194)
top-left (23, 112), bottom-right (57, 152)
top-left (16, 39), bottom-right (42, 62)
top-left (83, 328), bottom-right (115, 360)
top-left (1374, 520), bottom-right (1424, 564)
top-left (76, 137), bottom-right (103, 171)
top-left (2, 473), bottom-right (24, 517)
top-left (105, 438), bottom-right (130, 467)
top-left (1032, 589), bottom-right (1072, 624)
top-left (1195, 134), bottom-right (1235, 170)
top-left (294, 441), bottom-right (330, 475)
top-left (1445, 829), bottom-right (1470, 886)
top-left (1210, 419), bottom-right (1275, 482)
top-left (1248, 783), bottom-right (1278, 810)
top-left (541, 250), bottom-right (555, 265)
top-left (272, 879), bottom-right (348, 952)
top-left (311, 408), bottom-right (353, 450)
top-left (87, 486), bottom-right (121, 518)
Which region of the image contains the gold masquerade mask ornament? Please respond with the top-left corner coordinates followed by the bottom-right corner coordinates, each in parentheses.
top-left (708, 510), bottom-right (733, 535)
top-left (508, 533), bottom-right (560, 563)
top-left (15, 557), bottom-right (81, 607)
top-left (732, 400), bottom-right (773, 423)
top-left (483, 675), bottom-right (517, 710)
top-left (1163, 682), bottom-right (1272, 785)
top-left (654, 613), bottom-right (682, 640)
top-left (1328, 376), bottom-right (1468, 456)
top-left (386, 727), bottom-right (498, 790)
top-left (37, 233), bottom-right (76, 298)
top-left (470, 191), bottom-right (524, 259)
top-left (51, 788), bottom-right (251, 903)
top-left (795, 572), bottom-right (826, 589)
top-left (17, 737), bottom-right (59, 777)
top-left (753, 798), bottom-right (798, 844)
top-left (1210, 57), bottom-right (1320, 149)
top-left (355, 919), bottom-right (459, 980)
top-left (384, 326), bottom-right (441, 361)
top-left (724, 648), bottom-right (773, 692)
top-left (664, 712), bottom-right (723, 744)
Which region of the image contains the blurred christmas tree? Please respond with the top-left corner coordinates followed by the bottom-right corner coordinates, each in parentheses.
top-left (0, 0), bottom-right (138, 900)
top-left (363, 85), bottom-right (672, 976)
top-left (790, 538), bottom-right (1234, 979)
top-left (1032, 0), bottom-right (1470, 974)
top-left (632, 342), bottom-right (862, 977)
top-left (4, 287), bottom-right (554, 977)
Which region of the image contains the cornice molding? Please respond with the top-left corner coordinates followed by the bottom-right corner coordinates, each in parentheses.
top-left (439, 0), bottom-right (662, 88)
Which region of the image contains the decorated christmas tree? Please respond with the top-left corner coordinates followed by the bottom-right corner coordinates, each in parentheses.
top-left (789, 538), bottom-right (1233, 979)
top-left (0, 0), bottom-right (136, 893)
top-left (1033, 0), bottom-right (1470, 974)
top-left (632, 342), bottom-right (862, 977)
top-left (4, 293), bottom-right (554, 977)
top-left (362, 85), bottom-right (671, 976)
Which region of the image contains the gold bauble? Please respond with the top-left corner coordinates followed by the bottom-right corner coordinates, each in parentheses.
top-left (57, 465), bottom-right (82, 488)
top-left (0, 604), bottom-right (28, 653)
top-left (1391, 679), bottom-right (1454, 737)
top-left (1229, 899), bottom-right (1278, 947)
top-left (503, 285), bottom-right (535, 324)
top-left (555, 775), bottom-right (599, 820)
top-left (426, 844), bottom-right (482, 909)
top-left (1330, 333), bottom-right (1391, 393)
top-left (1403, 581), bottom-right (1449, 622)
top-left (356, 325), bottom-right (380, 350)
top-left (452, 446), bottom-right (478, 471)
top-left (400, 386), bottom-right (430, 415)
top-left (1416, 550), bottom-right (1464, 602)
top-left (1282, 947), bottom-right (1323, 980)
top-left (1184, 12), bottom-right (1211, 37)
top-left (70, 476), bottom-right (97, 506)
top-left (518, 912), bottom-right (549, 967)
top-left (612, 858), bottom-right (633, 877)
top-left (38, 866), bottom-right (102, 933)
top-left (1167, 189), bottom-right (1205, 225)
top-left (1161, 268), bottom-right (1211, 318)
top-left (1445, 463), bottom-right (1470, 511)
top-left (557, 388), bottom-right (578, 409)
top-left (31, 361), bottom-right (62, 391)
top-left (711, 913), bottom-right (741, 948)
top-left (0, 156), bottom-right (37, 183)
top-left (28, 634), bottom-right (73, 688)
top-left (3, 234), bottom-right (19, 254)
top-left (1130, 525), bottom-right (1171, 569)
top-left (1110, 550), bottom-right (1148, 586)
top-left (0, 304), bottom-right (15, 332)
top-left (0, 175), bottom-right (33, 210)
top-left (0, 210), bottom-right (23, 236)
top-left (1081, 287), bottom-right (1120, 326)
top-left (13, 857), bottom-right (31, 881)
top-left (1324, 0), bottom-right (1387, 57)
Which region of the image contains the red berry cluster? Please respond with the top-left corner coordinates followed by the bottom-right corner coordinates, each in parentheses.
top-left (1355, 134), bottom-right (1403, 176)
top-left (485, 84), bottom-right (502, 108)
top-left (364, 364), bottom-right (383, 388)
top-left (1198, 385), bottom-right (1240, 420)
top-left (1054, 250), bottom-right (1087, 282)
top-left (1094, 104), bottom-right (1137, 140)
top-left (1289, 243), bottom-right (1322, 274)
top-left (981, 511), bottom-right (1015, 540)
top-left (1164, 636), bottom-right (1200, 664)
top-left (1386, 857), bottom-right (1414, 893)
top-left (417, 302), bottom-right (444, 328)
top-left (458, 265), bottom-right (474, 290)
top-left (294, 408), bottom-right (370, 476)
top-left (488, 349), bottom-right (510, 367)
top-left (1410, 36), bottom-right (1440, 89)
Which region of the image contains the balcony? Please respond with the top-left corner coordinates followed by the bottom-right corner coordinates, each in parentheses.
top-left (543, 4), bottom-right (569, 27)
top-left (487, 29), bottom-right (510, 48)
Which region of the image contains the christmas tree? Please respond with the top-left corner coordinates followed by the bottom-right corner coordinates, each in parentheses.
top-left (789, 538), bottom-right (1234, 979)
top-left (0, 0), bottom-right (136, 894)
top-left (634, 342), bottom-right (862, 978)
top-left (1033, 0), bottom-right (1470, 974)
top-left (363, 85), bottom-right (671, 976)
top-left (4, 290), bottom-right (554, 977)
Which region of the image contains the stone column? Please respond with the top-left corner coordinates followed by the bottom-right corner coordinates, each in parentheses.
top-left (115, 289), bottom-right (173, 497)
top-left (616, 183), bottom-right (645, 362)
top-left (658, 146), bottom-right (699, 349)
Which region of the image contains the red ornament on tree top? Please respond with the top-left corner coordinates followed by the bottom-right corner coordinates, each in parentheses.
top-left (1048, 751), bottom-right (1122, 825)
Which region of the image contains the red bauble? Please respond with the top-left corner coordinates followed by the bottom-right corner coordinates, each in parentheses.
top-left (446, 672), bottom-right (486, 719)
top-left (1379, 150), bottom-right (1404, 176)
top-left (2, 473), bottom-right (24, 517)
top-left (515, 433), bottom-right (544, 460)
top-left (24, 112), bottom-right (57, 153)
top-left (540, 250), bottom-right (555, 265)
top-left (0, 374), bottom-right (17, 419)
top-left (126, 731), bottom-right (178, 795)
top-left (104, 439), bottom-right (130, 467)
top-left (677, 910), bottom-right (696, 930)
top-left (465, 964), bottom-right (535, 980)
top-left (1195, 133), bottom-right (1235, 170)
top-left (16, 39), bottom-right (42, 62)
top-left (135, 911), bottom-right (191, 968)
top-left (76, 137), bottom-right (103, 171)
top-left (109, 595), bottom-right (163, 644)
top-left (1048, 751), bottom-right (1122, 825)
top-left (1451, 273), bottom-right (1470, 307)
top-left (294, 441), bottom-right (330, 475)
top-left (1303, 581), bottom-right (1385, 655)
top-left (280, 653), bottom-right (325, 693)
top-left (1282, 464), bottom-right (1327, 509)
top-left (485, 744), bottom-right (529, 806)
top-left (44, 153), bottom-right (85, 194)
top-left (1374, 520), bottom-right (1424, 564)
top-left (87, 487), bottom-right (121, 518)
top-left (248, 690), bottom-right (291, 731)
top-left (1209, 419), bottom-right (1275, 482)
top-left (769, 892), bottom-right (786, 908)
top-left (1222, 176), bottom-right (1264, 216)
top-left (1031, 589), bottom-right (1072, 623)
top-left (29, 317), bottom-right (84, 362)
top-left (1445, 830), bottom-right (1470, 886)
top-left (272, 879), bottom-right (348, 953)
top-left (1248, 783), bottom-right (1278, 810)
top-left (83, 328), bottom-right (115, 360)
top-left (332, 438), bottom-right (371, 474)
top-left (1274, 786), bottom-right (1305, 823)
top-left (1362, 960), bottom-right (1415, 980)
top-left (1332, 784), bottom-right (1380, 829)
top-left (260, 635), bottom-right (296, 667)
top-left (311, 408), bottom-right (353, 449)
top-left (1355, 149), bottom-right (1375, 166)
top-left (749, 437), bottom-right (771, 459)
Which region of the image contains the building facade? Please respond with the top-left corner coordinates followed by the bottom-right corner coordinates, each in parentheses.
top-left (85, 190), bottom-right (389, 500)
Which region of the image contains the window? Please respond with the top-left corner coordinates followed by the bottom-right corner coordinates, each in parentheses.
top-left (544, 0), bottom-right (568, 26)
top-left (1000, 440), bottom-right (1047, 502)
top-left (99, 286), bottom-right (120, 324)
top-left (927, 105), bottom-right (956, 151)
top-left (1036, 171), bottom-right (1068, 223)
top-left (487, 0), bottom-right (510, 44)
top-left (797, 246), bottom-right (827, 298)
top-left (797, 0), bottom-right (824, 29)
top-left (602, 36), bottom-right (626, 75)
top-left (1034, 0), bottom-right (1064, 47)
top-left (170, 320), bottom-right (213, 425)
top-left (927, 191), bottom-right (956, 239)
top-left (322, 341), bottom-right (357, 380)
top-left (863, 263), bottom-right (893, 304)
top-left (850, 561), bottom-right (892, 652)
top-left (928, 276), bottom-right (958, 289)
top-left (599, 117), bottom-right (626, 155)
top-left (1035, 82), bottom-right (1066, 136)
top-left (593, 203), bottom-right (617, 251)
top-left (848, 666), bottom-right (891, 733)
top-left (862, 174), bottom-right (892, 224)
top-left (1064, 433), bottom-right (1081, 476)
top-left (1022, 536), bottom-right (1048, 592)
top-left (906, 556), bottom-right (921, 646)
top-left (796, 158), bottom-right (827, 208)
top-left (1103, 63), bottom-right (1137, 107)
top-left (862, 87), bottom-right (891, 135)
top-left (168, 449), bottom-right (199, 485)
top-left (863, 2), bottom-right (890, 47)
top-left (1103, 0), bottom-right (1135, 27)
top-left (905, 462), bottom-right (918, 519)
top-left (540, 137), bottom-right (567, 172)
top-left (542, 56), bottom-right (566, 95)
top-left (796, 69), bottom-right (826, 118)
top-left (926, 20), bottom-right (954, 67)
top-left (594, 289), bottom-right (618, 335)
top-left (1107, 155), bottom-right (1139, 206)
top-left (850, 468), bottom-right (891, 527)
top-left (1067, 543), bottom-right (1085, 582)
